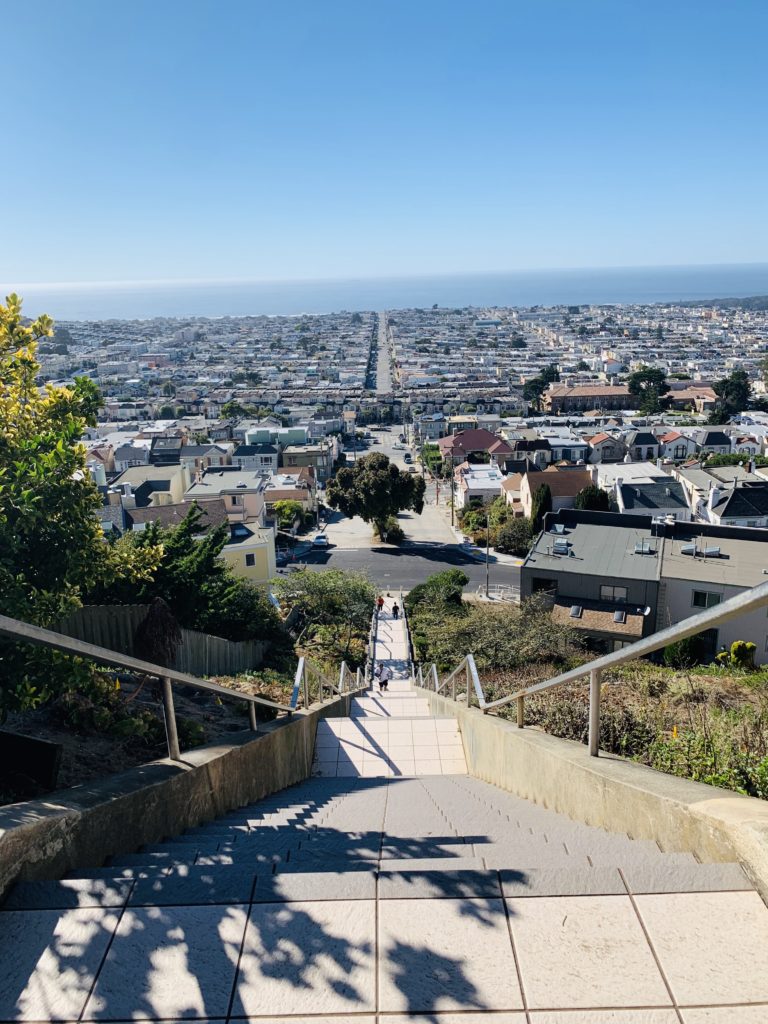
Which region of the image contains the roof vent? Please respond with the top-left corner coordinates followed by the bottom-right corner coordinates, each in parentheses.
top-left (236, 481), bottom-right (247, 488)
top-left (634, 540), bottom-right (654, 555)
top-left (614, 610), bottom-right (627, 624)
top-left (681, 543), bottom-right (697, 556)
top-left (703, 546), bottom-right (721, 558)
top-left (569, 605), bottom-right (583, 619)
top-left (551, 523), bottom-right (566, 534)
top-left (553, 539), bottom-right (570, 555)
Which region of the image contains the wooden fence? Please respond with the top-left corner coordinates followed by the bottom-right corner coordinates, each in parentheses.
top-left (56, 605), bottom-right (265, 677)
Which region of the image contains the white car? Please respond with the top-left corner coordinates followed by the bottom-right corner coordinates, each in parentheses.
top-left (312, 534), bottom-right (331, 548)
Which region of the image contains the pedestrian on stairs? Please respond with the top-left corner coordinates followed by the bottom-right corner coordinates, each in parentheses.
top-left (376, 664), bottom-right (390, 692)
top-left (376, 595), bottom-right (385, 615)
top-left (391, 602), bottom-right (400, 620)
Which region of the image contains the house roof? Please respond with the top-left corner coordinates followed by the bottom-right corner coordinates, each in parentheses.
top-left (126, 499), bottom-right (229, 532)
top-left (619, 481), bottom-right (689, 511)
top-left (627, 431), bottom-right (658, 446)
top-left (588, 432), bottom-right (612, 445)
top-left (712, 482), bottom-right (768, 518)
top-left (436, 428), bottom-right (502, 455)
top-left (533, 466), bottom-right (593, 498)
top-left (233, 444), bottom-right (278, 456)
top-left (552, 599), bottom-right (645, 638)
top-left (659, 431), bottom-right (684, 443)
top-left (696, 430), bottom-right (731, 447)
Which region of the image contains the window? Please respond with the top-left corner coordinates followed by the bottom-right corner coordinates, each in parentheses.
top-left (245, 553), bottom-right (255, 567)
top-left (230, 495), bottom-right (243, 506)
top-left (692, 590), bottom-right (721, 609)
top-left (600, 584), bottom-right (627, 603)
top-left (673, 445), bottom-right (687, 459)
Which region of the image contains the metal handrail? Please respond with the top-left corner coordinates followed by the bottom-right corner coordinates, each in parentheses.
top-left (0, 613), bottom-right (364, 763)
top-left (414, 578), bottom-right (768, 757)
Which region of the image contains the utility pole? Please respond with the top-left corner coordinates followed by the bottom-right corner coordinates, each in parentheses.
top-left (450, 468), bottom-right (455, 527)
top-left (485, 509), bottom-right (491, 598)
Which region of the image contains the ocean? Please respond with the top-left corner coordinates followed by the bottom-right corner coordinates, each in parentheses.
top-left (7, 263), bottom-right (768, 322)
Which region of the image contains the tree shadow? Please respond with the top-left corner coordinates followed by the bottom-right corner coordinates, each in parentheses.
top-left (0, 776), bottom-right (530, 1021)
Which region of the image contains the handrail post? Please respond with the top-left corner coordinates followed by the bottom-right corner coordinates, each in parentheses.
top-left (160, 676), bottom-right (181, 761)
top-left (588, 668), bottom-right (601, 756)
top-left (303, 666), bottom-right (310, 709)
top-left (516, 695), bottom-right (525, 728)
top-left (339, 662), bottom-right (346, 695)
top-left (248, 701), bottom-right (258, 732)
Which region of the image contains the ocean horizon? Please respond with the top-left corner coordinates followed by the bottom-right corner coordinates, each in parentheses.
top-left (6, 262), bottom-right (768, 322)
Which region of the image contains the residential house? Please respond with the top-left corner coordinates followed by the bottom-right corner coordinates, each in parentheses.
top-left (657, 430), bottom-right (697, 462)
top-left (262, 472), bottom-right (318, 523)
top-left (625, 430), bottom-right (661, 463)
top-left (731, 435), bottom-right (761, 457)
top-left (281, 440), bottom-right (337, 482)
top-left (233, 443), bottom-right (279, 473)
top-left (536, 428), bottom-right (589, 463)
top-left (673, 464), bottom-right (764, 521)
top-left (149, 436), bottom-right (184, 466)
top-left (707, 482), bottom-right (768, 528)
top-left (693, 429), bottom-right (732, 457)
top-left (114, 444), bottom-right (150, 473)
top-left (616, 480), bottom-right (691, 521)
top-left (111, 464), bottom-right (191, 509)
top-left (436, 428), bottom-right (508, 467)
top-left (542, 383), bottom-right (634, 414)
top-left (586, 433), bottom-right (626, 464)
top-left (184, 467), bottom-right (267, 524)
top-left (519, 466), bottom-right (593, 518)
top-left (453, 463), bottom-right (505, 509)
top-left (180, 444), bottom-right (231, 478)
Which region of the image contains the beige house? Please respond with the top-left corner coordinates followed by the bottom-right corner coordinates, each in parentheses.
top-left (185, 467), bottom-right (266, 524)
top-left (519, 466), bottom-right (593, 519)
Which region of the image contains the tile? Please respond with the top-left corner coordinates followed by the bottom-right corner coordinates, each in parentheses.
top-left (636, 891), bottom-right (768, 1005)
top-left (379, 897), bottom-right (522, 1012)
top-left (232, 900), bottom-right (376, 1015)
top-left (84, 904), bottom-right (246, 1019)
top-left (508, 895), bottom-right (670, 1009)
top-left (500, 866), bottom-right (625, 898)
top-left (530, 1013), bottom-right (678, 1023)
top-left (441, 760), bottom-right (469, 774)
top-left (388, 1016), bottom-right (524, 1024)
top-left (622, 861), bottom-right (752, 894)
top-left (681, 1009), bottom-right (768, 1023)
top-left (0, 907), bottom-right (119, 1020)
top-left (378, 869), bottom-right (502, 900)
top-left (254, 870), bottom-right (376, 902)
top-left (129, 865), bottom-right (257, 906)
top-left (2, 878), bottom-right (133, 910)
top-left (414, 760), bottom-right (443, 774)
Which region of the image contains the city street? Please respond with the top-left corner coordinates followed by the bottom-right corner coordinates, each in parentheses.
top-left (279, 425), bottom-right (521, 594)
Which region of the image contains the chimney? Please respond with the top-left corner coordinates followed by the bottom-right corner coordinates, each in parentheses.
top-left (656, 458), bottom-right (663, 470)
top-left (590, 464), bottom-right (598, 485)
top-left (749, 459), bottom-right (756, 474)
top-left (708, 485), bottom-right (722, 511)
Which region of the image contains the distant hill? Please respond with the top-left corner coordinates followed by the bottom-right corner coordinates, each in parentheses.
top-left (678, 295), bottom-right (768, 310)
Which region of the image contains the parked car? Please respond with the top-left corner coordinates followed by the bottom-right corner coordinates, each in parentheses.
top-left (312, 534), bottom-right (331, 549)
top-left (403, 453), bottom-right (412, 464)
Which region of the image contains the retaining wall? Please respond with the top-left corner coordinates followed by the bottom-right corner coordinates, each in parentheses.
top-left (0, 693), bottom-right (355, 901)
top-left (417, 686), bottom-right (768, 900)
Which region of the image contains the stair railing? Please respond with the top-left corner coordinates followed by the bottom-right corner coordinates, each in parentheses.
top-left (413, 578), bottom-right (768, 757)
top-left (0, 613), bottom-right (365, 764)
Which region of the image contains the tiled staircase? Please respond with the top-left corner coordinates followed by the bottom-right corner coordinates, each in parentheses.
top-left (2, 598), bottom-right (768, 1020)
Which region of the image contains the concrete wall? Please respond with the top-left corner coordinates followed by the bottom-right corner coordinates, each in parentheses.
top-left (0, 693), bottom-right (356, 901)
top-left (415, 687), bottom-right (768, 899)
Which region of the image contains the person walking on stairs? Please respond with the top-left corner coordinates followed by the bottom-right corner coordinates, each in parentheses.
top-left (375, 663), bottom-right (390, 692)
top-left (376, 595), bottom-right (384, 615)
top-left (391, 601), bottom-right (400, 620)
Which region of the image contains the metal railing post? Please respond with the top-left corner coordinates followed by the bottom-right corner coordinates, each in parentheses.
top-left (517, 695), bottom-right (525, 728)
top-left (303, 666), bottom-right (310, 709)
top-left (588, 668), bottom-right (601, 757)
top-left (161, 676), bottom-right (181, 761)
top-left (248, 702), bottom-right (258, 732)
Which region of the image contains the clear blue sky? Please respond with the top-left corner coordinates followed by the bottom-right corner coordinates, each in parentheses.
top-left (4, 0), bottom-right (767, 284)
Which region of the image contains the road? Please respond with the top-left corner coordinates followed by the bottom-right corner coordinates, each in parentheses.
top-left (374, 310), bottom-right (393, 394)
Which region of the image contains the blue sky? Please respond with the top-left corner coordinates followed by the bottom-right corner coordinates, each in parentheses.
top-left (4, 0), bottom-right (768, 284)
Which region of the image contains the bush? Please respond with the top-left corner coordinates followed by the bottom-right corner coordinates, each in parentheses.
top-left (494, 518), bottom-right (534, 556)
top-left (375, 516), bottom-right (405, 544)
top-left (664, 635), bottom-right (706, 669)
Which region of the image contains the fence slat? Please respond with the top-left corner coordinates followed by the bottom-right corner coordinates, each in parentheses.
top-left (55, 606), bottom-right (264, 677)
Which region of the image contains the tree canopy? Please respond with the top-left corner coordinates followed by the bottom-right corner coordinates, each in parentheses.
top-left (627, 366), bottom-right (669, 414)
top-left (574, 485), bottom-right (612, 511)
top-left (712, 369), bottom-right (751, 421)
top-left (530, 483), bottom-right (553, 532)
top-left (326, 452), bottom-right (426, 537)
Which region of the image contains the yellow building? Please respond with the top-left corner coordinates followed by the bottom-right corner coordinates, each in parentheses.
top-left (221, 522), bottom-right (277, 586)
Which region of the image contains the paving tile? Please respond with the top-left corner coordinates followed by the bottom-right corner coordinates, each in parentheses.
top-left (378, 897), bottom-right (522, 1012)
top-left (622, 861), bottom-right (752, 894)
top-left (2, 878), bottom-right (134, 910)
top-left (84, 904), bottom-right (247, 1019)
top-left (500, 866), bottom-right (625, 898)
top-left (681, 1009), bottom-right (768, 1023)
top-left (129, 865), bottom-right (257, 906)
top-left (530, 1013), bottom-right (678, 1023)
top-left (387, 1016), bottom-right (524, 1024)
top-left (636, 891), bottom-right (768, 1005)
top-left (0, 907), bottom-right (120, 1020)
top-left (414, 760), bottom-right (443, 774)
top-left (232, 899), bottom-right (376, 1015)
top-left (254, 870), bottom-right (376, 902)
top-left (508, 895), bottom-right (670, 1009)
top-left (378, 869), bottom-right (502, 900)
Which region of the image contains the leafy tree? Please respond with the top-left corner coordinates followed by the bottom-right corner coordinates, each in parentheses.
top-left (522, 364), bottom-right (559, 411)
top-left (273, 499), bottom-right (304, 529)
top-left (704, 453), bottom-right (768, 468)
top-left (576, 360), bottom-right (590, 371)
top-left (162, 381), bottom-right (176, 397)
top-left (326, 452), bottom-right (426, 539)
top-left (713, 369), bottom-right (751, 419)
top-left (494, 517), bottom-right (534, 556)
top-left (574, 485), bottom-right (612, 511)
top-left (404, 569), bottom-right (469, 618)
top-left (350, 312), bottom-right (363, 325)
top-left (0, 294), bottom-right (159, 714)
top-left (158, 404), bottom-right (177, 418)
top-left (530, 483), bottom-right (553, 532)
top-left (510, 337), bottom-right (527, 349)
top-left (627, 366), bottom-right (669, 414)
top-left (221, 399), bottom-right (251, 419)
top-left (272, 568), bottom-right (375, 666)
top-left (89, 504), bottom-right (283, 644)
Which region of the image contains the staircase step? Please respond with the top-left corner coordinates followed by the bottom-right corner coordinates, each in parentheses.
top-left (378, 868), bottom-right (501, 900)
top-left (128, 865), bottom-right (257, 906)
top-left (2, 878), bottom-right (134, 910)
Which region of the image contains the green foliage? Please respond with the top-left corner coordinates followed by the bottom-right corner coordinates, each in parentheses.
top-left (664, 635), bottom-right (706, 669)
top-left (530, 483), bottom-right (552, 532)
top-left (713, 369), bottom-right (751, 419)
top-left (627, 366), bottom-right (669, 414)
top-left (326, 452), bottom-right (426, 538)
top-left (494, 517), bottom-right (534, 556)
top-left (89, 503), bottom-right (286, 646)
top-left (405, 569), bottom-right (468, 616)
top-left (273, 499), bottom-right (304, 529)
top-left (522, 364), bottom-right (560, 410)
top-left (716, 640), bottom-right (757, 670)
top-left (574, 485), bottom-right (611, 511)
top-left (704, 453), bottom-right (768, 467)
top-left (375, 516), bottom-right (405, 544)
top-left (272, 568), bottom-right (375, 668)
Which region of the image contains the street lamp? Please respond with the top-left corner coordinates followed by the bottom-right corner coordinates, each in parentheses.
top-left (485, 509), bottom-right (491, 598)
